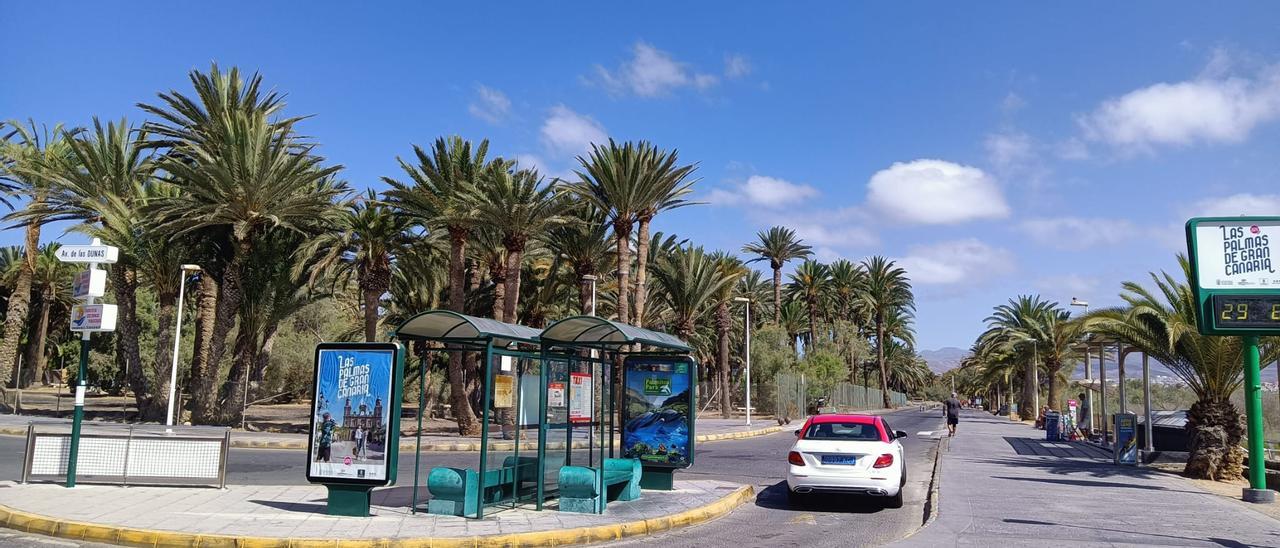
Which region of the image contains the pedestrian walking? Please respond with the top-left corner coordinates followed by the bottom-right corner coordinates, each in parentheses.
top-left (317, 412), bottom-right (336, 462)
top-left (944, 392), bottom-right (962, 437)
top-left (354, 426), bottom-right (366, 460)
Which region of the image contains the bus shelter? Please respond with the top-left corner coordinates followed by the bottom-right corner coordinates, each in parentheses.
top-left (537, 316), bottom-right (697, 513)
top-left (392, 310), bottom-right (548, 519)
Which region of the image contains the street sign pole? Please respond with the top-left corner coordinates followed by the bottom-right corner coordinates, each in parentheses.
top-left (66, 330), bottom-right (90, 488)
top-left (1243, 335), bottom-right (1267, 495)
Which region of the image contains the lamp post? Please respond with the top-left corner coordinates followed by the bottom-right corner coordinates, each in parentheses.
top-left (734, 296), bottom-right (751, 426)
top-left (166, 264), bottom-right (201, 427)
top-left (582, 274), bottom-right (598, 316)
top-left (1070, 298), bottom-right (1092, 432)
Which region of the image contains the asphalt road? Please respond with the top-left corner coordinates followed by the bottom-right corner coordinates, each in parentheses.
top-left (0, 408), bottom-right (944, 547)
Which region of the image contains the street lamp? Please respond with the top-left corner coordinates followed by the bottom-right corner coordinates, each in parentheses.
top-left (734, 296), bottom-right (752, 426)
top-left (1070, 298), bottom-right (1093, 432)
top-left (582, 274), bottom-right (598, 316)
top-left (166, 264), bottom-right (201, 427)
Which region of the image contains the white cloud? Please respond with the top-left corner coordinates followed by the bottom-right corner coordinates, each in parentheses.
top-left (789, 222), bottom-right (878, 249)
top-left (866, 159), bottom-right (1010, 224)
top-left (707, 175), bottom-right (819, 208)
top-left (897, 239), bottom-right (1016, 285)
top-left (1192, 193), bottom-right (1280, 217)
top-left (512, 153), bottom-right (549, 175)
top-left (1055, 137), bottom-right (1090, 160)
top-left (468, 84), bottom-right (511, 124)
top-left (540, 105), bottom-right (607, 157)
top-left (724, 54), bottom-right (752, 79)
top-left (589, 42), bottom-right (719, 97)
top-left (1019, 217), bottom-right (1137, 250)
top-left (984, 131), bottom-right (1034, 173)
top-left (1079, 68), bottom-right (1280, 149)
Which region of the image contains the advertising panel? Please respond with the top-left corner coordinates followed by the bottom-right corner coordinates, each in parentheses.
top-left (307, 343), bottom-right (400, 485)
top-left (70, 304), bottom-right (118, 332)
top-left (568, 372), bottom-right (592, 423)
top-left (621, 357), bottom-right (694, 468)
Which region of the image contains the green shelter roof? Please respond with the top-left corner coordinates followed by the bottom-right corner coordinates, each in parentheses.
top-left (393, 310), bottom-right (541, 347)
top-left (539, 315), bottom-right (692, 351)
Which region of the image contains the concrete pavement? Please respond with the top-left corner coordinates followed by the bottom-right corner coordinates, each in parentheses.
top-left (897, 410), bottom-right (1280, 547)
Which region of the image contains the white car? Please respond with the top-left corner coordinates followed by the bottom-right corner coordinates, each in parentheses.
top-left (785, 414), bottom-right (908, 508)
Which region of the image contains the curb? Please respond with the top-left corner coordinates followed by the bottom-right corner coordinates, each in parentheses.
top-left (1, 424), bottom-right (785, 452)
top-left (0, 484), bottom-right (753, 547)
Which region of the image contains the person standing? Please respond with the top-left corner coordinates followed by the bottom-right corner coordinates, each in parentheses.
top-left (317, 412), bottom-right (337, 462)
top-left (943, 392), bottom-right (962, 437)
top-left (354, 426), bottom-right (367, 459)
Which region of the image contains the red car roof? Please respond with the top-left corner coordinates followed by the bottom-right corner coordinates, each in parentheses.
top-left (806, 414), bottom-right (880, 425)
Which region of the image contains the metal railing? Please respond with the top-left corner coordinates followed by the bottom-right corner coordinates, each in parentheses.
top-left (21, 421), bottom-right (231, 488)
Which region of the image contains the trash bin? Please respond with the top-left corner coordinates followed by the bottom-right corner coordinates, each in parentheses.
top-left (1044, 411), bottom-right (1062, 441)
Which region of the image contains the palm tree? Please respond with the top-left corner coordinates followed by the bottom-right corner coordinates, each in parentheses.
top-left (787, 259), bottom-right (830, 348)
top-left (630, 143), bottom-right (698, 328)
top-left (860, 256), bottom-right (915, 408)
top-left (383, 136), bottom-right (492, 436)
top-left (20, 244), bottom-right (74, 387)
top-left (980, 295), bottom-right (1057, 420)
top-left (1085, 256), bottom-right (1280, 480)
top-left (473, 166), bottom-right (571, 323)
top-left (743, 226), bottom-right (812, 324)
top-left (544, 200), bottom-right (613, 315)
top-left (0, 119), bottom-right (76, 392)
top-left (778, 300), bottom-right (807, 353)
top-left (827, 259), bottom-right (865, 325)
top-left (652, 246), bottom-right (735, 406)
top-left (710, 251), bottom-right (747, 418)
top-left (569, 140), bottom-right (649, 325)
top-left (296, 189), bottom-right (416, 341)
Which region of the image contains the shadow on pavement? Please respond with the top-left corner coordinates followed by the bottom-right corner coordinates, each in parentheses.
top-left (988, 475), bottom-right (1206, 495)
top-left (250, 499), bottom-right (327, 514)
top-left (969, 455), bottom-right (1168, 480)
top-left (754, 481), bottom-right (889, 514)
top-left (1003, 518), bottom-right (1259, 547)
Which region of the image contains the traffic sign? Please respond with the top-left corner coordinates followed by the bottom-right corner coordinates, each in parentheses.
top-left (69, 304), bottom-right (117, 332)
top-left (56, 244), bottom-right (119, 264)
top-left (1186, 217), bottom-right (1280, 335)
top-left (72, 269), bottom-right (107, 299)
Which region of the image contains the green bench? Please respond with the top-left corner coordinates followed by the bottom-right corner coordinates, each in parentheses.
top-left (558, 458), bottom-right (642, 513)
top-left (426, 456), bottom-right (539, 518)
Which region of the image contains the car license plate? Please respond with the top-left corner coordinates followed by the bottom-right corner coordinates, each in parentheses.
top-left (821, 455), bottom-right (856, 465)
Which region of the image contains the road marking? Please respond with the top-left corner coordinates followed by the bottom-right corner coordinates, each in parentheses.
top-left (917, 431), bottom-right (934, 437)
top-left (788, 513), bottom-right (817, 525)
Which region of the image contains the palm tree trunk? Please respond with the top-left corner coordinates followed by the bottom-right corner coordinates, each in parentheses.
top-left (151, 290), bottom-right (177, 420)
top-left (503, 245), bottom-right (524, 324)
top-left (490, 259), bottom-right (506, 322)
top-left (877, 315), bottom-right (891, 408)
top-left (21, 294), bottom-right (52, 387)
top-left (187, 273), bottom-right (219, 424)
top-left (1046, 361), bottom-right (1060, 412)
top-left (1184, 397), bottom-right (1246, 480)
top-left (252, 318), bottom-right (281, 383)
top-left (1020, 357), bottom-right (1036, 420)
top-left (447, 228), bottom-right (480, 436)
top-left (361, 285), bottom-right (381, 342)
top-left (633, 216), bottom-right (652, 328)
top-left (614, 220), bottom-right (632, 325)
top-left (112, 264), bottom-right (154, 420)
top-left (578, 269), bottom-right (594, 315)
top-left (771, 263), bottom-right (782, 324)
top-left (0, 223), bottom-right (39, 392)
top-left (195, 241), bottom-right (246, 423)
top-left (807, 297), bottom-right (818, 349)
top-left (716, 301), bottom-right (732, 419)
top-left (222, 320), bottom-right (255, 425)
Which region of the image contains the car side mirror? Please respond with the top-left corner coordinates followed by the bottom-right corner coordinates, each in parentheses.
top-left (794, 430), bottom-right (802, 437)
top-left (895, 430), bottom-right (908, 439)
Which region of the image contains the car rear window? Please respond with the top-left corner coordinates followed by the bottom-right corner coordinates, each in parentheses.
top-left (804, 422), bottom-right (880, 441)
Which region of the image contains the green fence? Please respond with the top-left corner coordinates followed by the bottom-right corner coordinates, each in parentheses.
top-left (773, 373), bottom-right (908, 420)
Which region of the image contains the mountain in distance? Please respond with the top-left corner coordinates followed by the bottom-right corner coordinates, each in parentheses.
top-left (919, 347), bottom-right (969, 374)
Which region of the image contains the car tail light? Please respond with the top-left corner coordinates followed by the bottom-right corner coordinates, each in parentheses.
top-left (788, 451), bottom-right (805, 466)
top-left (873, 453), bottom-right (894, 468)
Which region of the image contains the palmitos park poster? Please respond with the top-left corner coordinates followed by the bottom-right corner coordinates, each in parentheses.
top-left (308, 345), bottom-right (396, 483)
top-left (622, 357), bottom-right (694, 468)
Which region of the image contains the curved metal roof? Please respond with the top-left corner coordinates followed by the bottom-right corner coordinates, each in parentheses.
top-left (539, 315), bottom-right (691, 351)
top-left (393, 310), bottom-right (541, 346)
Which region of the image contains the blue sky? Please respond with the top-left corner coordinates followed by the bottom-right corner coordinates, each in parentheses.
top-left (4, 2), bottom-right (1280, 350)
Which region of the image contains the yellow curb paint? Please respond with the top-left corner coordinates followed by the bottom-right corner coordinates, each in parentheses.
top-left (0, 485), bottom-right (753, 548)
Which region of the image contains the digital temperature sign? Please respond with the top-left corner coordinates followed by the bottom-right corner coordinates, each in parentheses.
top-left (1188, 217), bottom-right (1280, 336)
top-left (1211, 295), bottom-right (1280, 329)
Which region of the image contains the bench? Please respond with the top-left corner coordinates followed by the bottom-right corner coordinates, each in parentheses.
top-left (558, 457), bottom-right (642, 514)
top-left (426, 456), bottom-right (539, 517)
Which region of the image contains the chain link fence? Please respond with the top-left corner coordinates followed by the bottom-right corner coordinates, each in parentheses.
top-left (774, 372), bottom-right (908, 422)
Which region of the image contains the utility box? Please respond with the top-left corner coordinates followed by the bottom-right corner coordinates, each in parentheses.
top-left (1044, 411), bottom-right (1062, 442)
top-left (1113, 412), bottom-right (1138, 465)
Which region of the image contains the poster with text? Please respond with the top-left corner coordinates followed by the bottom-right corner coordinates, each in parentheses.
top-left (569, 373), bottom-right (592, 423)
top-left (621, 357), bottom-right (693, 468)
top-left (307, 344), bottom-right (396, 485)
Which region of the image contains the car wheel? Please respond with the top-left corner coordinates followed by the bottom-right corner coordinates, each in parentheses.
top-left (885, 488), bottom-right (904, 509)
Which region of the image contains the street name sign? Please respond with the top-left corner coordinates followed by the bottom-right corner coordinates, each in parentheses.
top-left (1186, 217), bottom-right (1280, 336)
top-left (56, 245), bottom-right (119, 264)
top-left (72, 269), bottom-right (107, 299)
top-left (70, 303), bottom-right (118, 332)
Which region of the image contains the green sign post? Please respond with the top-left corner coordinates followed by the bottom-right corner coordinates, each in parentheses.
top-left (1186, 216), bottom-right (1278, 503)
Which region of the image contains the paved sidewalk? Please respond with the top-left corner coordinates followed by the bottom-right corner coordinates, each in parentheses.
top-left (0, 479), bottom-right (750, 545)
top-left (897, 410), bottom-right (1280, 547)
top-left (0, 413), bottom-right (786, 451)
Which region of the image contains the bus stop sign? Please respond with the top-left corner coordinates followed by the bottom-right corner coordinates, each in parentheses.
top-left (1186, 216), bottom-right (1280, 336)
